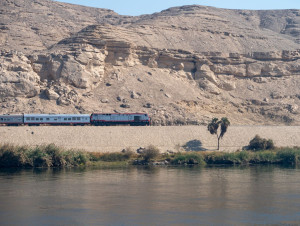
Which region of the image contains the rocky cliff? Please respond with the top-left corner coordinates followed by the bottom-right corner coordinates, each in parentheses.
top-left (0, 0), bottom-right (299, 125)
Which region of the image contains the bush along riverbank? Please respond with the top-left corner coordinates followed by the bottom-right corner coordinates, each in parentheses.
top-left (170, 148), bottom-right (300, 166)
top-left (1, 144), bottom-right (300, 168)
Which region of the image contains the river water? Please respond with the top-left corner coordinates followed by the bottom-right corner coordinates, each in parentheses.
top-left (1, 166), bottom-right (300, 225)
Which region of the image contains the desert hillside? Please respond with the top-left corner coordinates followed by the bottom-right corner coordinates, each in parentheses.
top-left (0, 0), bottom-right (299, 125)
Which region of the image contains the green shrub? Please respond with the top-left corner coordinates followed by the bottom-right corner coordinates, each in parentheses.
top-left (62, 150), bottom-right (86, 166)
top-left (204, 151), bottom-right (250, 164)
top-left (89, 151), bottom-right (134, 162)
top-left (29, 147), bottom-right (52, 167)
top-left (172, 152), bottom-right (205, 165)
top-left (100, 153), bottom-right (127, 162)
top-left (142, 145), bottom-right (160, 162)
top-left (0, 143), bottom-right (90, 168)
top-left (276, 148), bottom-right (300, 165)
top-left (250, 151), bottom-right (277, 164)
top-left (44, 144), bottom-right (66, 167)
top-left (0, 149), bottom-right (22, 167)
top-left (71, 151), bottom-right (89, 165)
top-left (236, 151), bottom-right (250, 163)
top-left (204, 152), bottom-right (230, 164)
top-left (122, 147), bottom-right (135, 159)
top-left (248, 135), bottom-right (275, 151)
top-left (0, 144), bottom-right (31, 167)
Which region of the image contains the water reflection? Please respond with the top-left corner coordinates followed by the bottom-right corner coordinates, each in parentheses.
top-left (1, 166), bottom-right (300, 225)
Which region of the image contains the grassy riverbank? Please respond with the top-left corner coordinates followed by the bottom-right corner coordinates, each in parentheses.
top-left (1, 143), bottom-right (300, 168)
top-left (171, 148), bottom-right (300, 165)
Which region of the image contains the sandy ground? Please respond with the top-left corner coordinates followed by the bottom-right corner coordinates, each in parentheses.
top-left (0, 126), bottom-right (299, 152)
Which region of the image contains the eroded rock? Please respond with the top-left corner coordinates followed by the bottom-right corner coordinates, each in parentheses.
top-left (45, 89), bottom-right (60, 100)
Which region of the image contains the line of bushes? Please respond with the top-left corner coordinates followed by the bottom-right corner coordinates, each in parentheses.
top-left (0, 144), bottom-right (90, 168)
top-left (170, 148), bottom-right (300, 166)
top-left (0, 144), bottom-right (139, 168)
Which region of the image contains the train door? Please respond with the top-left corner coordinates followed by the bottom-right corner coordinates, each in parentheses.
top-left (134, 116), bottom-right (141, 122)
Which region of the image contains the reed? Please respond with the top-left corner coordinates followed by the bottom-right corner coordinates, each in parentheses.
top-left (0, 143), bottom-right (89, 168)
top-left (169, 148), bottom-right (300, 166)
top-left (90, 152), bottom-right (133, 162)
top-left (172, 152), bottom-right (205, 165)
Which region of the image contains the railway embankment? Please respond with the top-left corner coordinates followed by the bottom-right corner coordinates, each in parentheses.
top-left (0, 126), bottom-right (299, 152)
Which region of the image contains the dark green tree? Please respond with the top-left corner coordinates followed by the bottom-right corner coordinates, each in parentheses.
top-left (207, 117), bottom-right (230, 150)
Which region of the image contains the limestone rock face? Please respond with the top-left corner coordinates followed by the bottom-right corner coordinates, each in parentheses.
top-left (29, 46), bottom-right (107, 90)
top-left (0, 51), bottom-right (40, 98)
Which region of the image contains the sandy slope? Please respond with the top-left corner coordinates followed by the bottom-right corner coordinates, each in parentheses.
top-left (0, 126), bottom-right (299, 152)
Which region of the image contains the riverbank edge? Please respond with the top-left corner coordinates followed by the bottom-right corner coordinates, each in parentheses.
top-left (1, 143), bottom-right (300, 168)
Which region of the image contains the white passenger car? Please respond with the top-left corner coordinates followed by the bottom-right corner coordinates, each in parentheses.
top-left (0, 114), bottom-right (23, 126)
top-left (24, 114), bottom-right (90, 125)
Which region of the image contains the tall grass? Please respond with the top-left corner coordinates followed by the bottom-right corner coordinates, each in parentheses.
top-left (276, 148), bottom-right (300, 165)
top-left (169, 148), bottom-right (300, 166)
top-left (89, 152), bottom-right (135, 162)
top-left (204, 151), bottom-right (250, 164)
top-left (250, 150), bottom-right (277, 164)
top-left (0, 144), bottom-right (90, 168)
top-left (172, 152), bottom-right (205, 165)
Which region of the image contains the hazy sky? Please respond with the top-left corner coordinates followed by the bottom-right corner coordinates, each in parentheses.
top-left (55, 0), bottom-right (300, 16)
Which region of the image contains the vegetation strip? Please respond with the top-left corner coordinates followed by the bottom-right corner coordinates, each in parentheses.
top-left (1, 143), bottom-right (300, 168)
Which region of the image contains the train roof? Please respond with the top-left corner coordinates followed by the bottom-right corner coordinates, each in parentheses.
top-left (0, 114), bottom-right (23, 117)
top-left (24, 114), bottom-right (90, 117)
top-left (92, 113), bottom-right (149, 115)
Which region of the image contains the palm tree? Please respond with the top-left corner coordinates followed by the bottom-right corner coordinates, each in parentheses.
top-left (207, 117), bottom-right (230, 150)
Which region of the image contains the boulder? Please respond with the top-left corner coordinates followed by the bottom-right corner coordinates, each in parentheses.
top-left (45, 89), bottom-right (60, 100)
top-left (120, 103), bottom-right (130, 108)
top-left (194, 64), bottom-right (218, 84)
top-left (288, 104), bottom-right (299, 114)
top-left (101, 99), bottom-right (109, 103)
top-left (143, 103), bottom-right (153, 108)
top-left (130, 91), bottom-right (139, 99)
top-left (198, 79), bottom-right (221, 95)
top-left (219, 80), bottom-right (236, 91)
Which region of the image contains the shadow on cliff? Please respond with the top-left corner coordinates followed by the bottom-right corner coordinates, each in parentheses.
top-left (182, 139), bottom-right (207, 152)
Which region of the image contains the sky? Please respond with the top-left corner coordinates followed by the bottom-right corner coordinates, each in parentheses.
top-left (55, 0), bottom-right (300, 16)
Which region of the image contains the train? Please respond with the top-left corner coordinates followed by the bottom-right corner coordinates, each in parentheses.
top-left (0, 113), bottom-right (151, 126)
